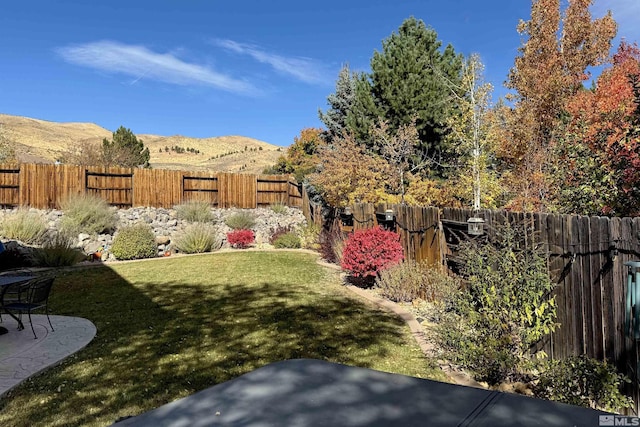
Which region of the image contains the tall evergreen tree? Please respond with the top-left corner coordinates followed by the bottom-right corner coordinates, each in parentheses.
top-left (348, 17), bottom-right (464, 174)
top-left (318, 65), bottom-right (358, 142)
top-left (102, 126), bottom-right (150, 168)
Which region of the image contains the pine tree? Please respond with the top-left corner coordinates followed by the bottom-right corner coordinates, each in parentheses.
top-left (348, 17), bottom-right (464, 174)
top-left (318, 64), bottom-right (358, 142)
top-left (102, 126), bottom-right (150, 168)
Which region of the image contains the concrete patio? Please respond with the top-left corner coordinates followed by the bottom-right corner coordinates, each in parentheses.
top-left (0, 314), bottom-right (96, 398)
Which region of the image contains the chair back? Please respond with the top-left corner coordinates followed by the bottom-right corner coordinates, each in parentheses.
top-left (26, 277), bottom-right (55, 305)
top-left (0, 280), bottom-right (30, 302)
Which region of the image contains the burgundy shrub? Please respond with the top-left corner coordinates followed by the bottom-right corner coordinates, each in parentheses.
top-left (341, 226), bottom-right (404, 278)
top-left (227, 229), bottom-right (255, 249)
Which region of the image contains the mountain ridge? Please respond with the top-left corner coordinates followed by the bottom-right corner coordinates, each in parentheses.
top-left (0, 113), bottom-right (283, 174)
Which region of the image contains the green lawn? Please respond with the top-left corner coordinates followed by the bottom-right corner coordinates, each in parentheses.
top-left (0, 251), bottom-right (446, 427)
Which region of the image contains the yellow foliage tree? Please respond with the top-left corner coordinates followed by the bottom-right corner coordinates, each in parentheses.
top-left (310, 134), bottom-right (390, 208)
top-left (270, 127), bottom-right (324, 182)
top-left (445, 54), bottom-right (503, 210)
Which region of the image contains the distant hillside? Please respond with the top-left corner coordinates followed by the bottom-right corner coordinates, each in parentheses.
top-left (0, 114), bottom-right (284, 174)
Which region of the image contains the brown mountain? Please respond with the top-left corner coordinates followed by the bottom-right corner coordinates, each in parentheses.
top-left (0, 113), bottom-right (284, 173)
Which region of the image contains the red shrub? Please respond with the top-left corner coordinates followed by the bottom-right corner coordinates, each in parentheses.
top-left (341, 227), bottom-right (404, 278)
top-left (227, 229), bottom-right (255, 249)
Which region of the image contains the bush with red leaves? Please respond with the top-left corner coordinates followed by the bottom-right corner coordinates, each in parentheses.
top-left (227, 229), bottom-right (255, 249)
top-left (341, 227), bottom-right (404, 278)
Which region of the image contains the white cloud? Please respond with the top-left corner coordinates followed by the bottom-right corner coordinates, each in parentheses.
top-left (212, 39), bottom-right (331, 85)
top-left (56, 40), bottom-right (256, 94)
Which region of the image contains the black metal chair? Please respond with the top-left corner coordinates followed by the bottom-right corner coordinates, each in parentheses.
top-left (0, 280), bottom-right (31, 323)
top-left (1, 276), bottom-right (55, 339)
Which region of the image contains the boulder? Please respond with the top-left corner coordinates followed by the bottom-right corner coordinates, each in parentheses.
top-left (155, 235), bottom-right (171, 245)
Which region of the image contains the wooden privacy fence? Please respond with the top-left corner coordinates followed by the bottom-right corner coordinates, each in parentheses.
top-left (326, 203), bottom-right (640, 413)
top-left (0, 163), bottom-right (302, 209)
top-left (441, 207), bottom-right (640, 414)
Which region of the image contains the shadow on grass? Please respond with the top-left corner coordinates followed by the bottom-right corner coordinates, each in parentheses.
top-left (0, 258), bottom-right (417, 427)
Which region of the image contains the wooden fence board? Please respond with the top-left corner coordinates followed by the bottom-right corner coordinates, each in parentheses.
top-left (568, 213), bottom-right (584, 356)
top-left (590, 217), bottom-right (605, 360)
top-left (610, 216), bottom-right (625, 366)
top-left (577, 216), bottom-right (593, 358)
top-left (288, 181), bottom-right (303, 207)
top-left (301, 185), bottom-right (322, 226)
top-left (599, 217), bottom-right (614, 361)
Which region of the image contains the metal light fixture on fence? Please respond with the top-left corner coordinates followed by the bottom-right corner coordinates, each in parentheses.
top-left (625, 261), bottom-right (640, 340)
top-left (339, 207), bottom-right (353, 227)
top-left (374, 209), bottom-right (396, 231)
top-left (467, 217), bottom-right (485, 236)
top-left (385, 209), bottom-right (394, 222)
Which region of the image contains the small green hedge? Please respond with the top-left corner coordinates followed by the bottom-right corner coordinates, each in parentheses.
top-left (111, 223), bottom-right (157, 260)
top-left (273, 232), bottom-right (301, 249)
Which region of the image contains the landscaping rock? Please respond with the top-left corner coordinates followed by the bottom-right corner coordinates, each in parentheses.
top-left (0, 205), bottom-right (308, 260)
top-left (155, 235), bottom-right (171, 245)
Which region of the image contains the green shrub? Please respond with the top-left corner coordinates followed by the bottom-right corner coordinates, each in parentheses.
top-left (174, 200), bottom-right (213, 223)
top-left (174, 223), bottom-right (221, 254)
top-left (434, 222), bottom-right (558, 385)
top-left (59, 193), bottom-right (117, 236)
top-left (0, 209), bottom-right (48, 244)
top-left (298, 223), bottom-right (321, 250)
top-left (269, 202), bottom-right (288, 214)
top-left (535, 355), bottom-right (632, 412)
top-left (224, 211), bottom-right (256, 230)
top-left (376, 261), bottom-right (459, 303)
top-left (273, 232), bottom-right (301, 249)
top-left (269, 225), bottom-right (294, 245)
top-left (32, 234), bottom-right (85, 267)
top-left (111, 223), bottom-right (157, 260)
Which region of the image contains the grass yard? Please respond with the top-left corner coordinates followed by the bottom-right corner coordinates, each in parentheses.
top-left (0, 251), bottom-right (446, 427)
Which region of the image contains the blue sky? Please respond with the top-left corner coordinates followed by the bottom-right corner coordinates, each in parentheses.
top-left (1, 1), bottom-right (639, 147)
